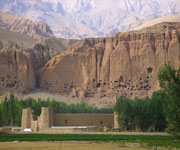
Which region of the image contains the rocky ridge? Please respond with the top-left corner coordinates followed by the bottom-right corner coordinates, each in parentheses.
top-left (0, 22), bottom-right (180, 101)
top-left (40, 22), bottom-right (180, 99)
top-left (0, 11), bottom-right (54, 39)
top-left (0, 28), bottom-right (76, 94)
top-left (1, 0), bottom-right (180, 39)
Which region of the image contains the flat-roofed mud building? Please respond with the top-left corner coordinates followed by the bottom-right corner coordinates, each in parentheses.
top-left (21, 107), bottom-right (119, 132)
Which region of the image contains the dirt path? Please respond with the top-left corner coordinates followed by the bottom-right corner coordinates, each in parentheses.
top-left (0, 141), bottom-right (158, 150)
top-left (35, 131), bottom-right (170, 136)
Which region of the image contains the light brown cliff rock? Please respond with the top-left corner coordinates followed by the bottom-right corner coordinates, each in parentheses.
top-left (40, 22), bottom-right (180, 98)
top-left (0, 27), bottom-right (76, 94)
top-left (0, 48), bottom-right (36, 93)
top-left (0, 22), bottom-right (180, 100)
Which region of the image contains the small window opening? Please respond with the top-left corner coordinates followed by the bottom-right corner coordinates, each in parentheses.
top-left (65, 120), bottom-right (67, 124)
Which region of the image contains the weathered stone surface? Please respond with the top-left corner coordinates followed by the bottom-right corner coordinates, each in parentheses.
top-left (1, 22), bottom-right (180, 99)
top-left (0, 11), bottom-right (54, 39)
top-left (40, 22), bottom-right (180, 98)
top-left (0, 48), bottom-right (36, 93)
top-left (0, 28), bottom-right (77, 94)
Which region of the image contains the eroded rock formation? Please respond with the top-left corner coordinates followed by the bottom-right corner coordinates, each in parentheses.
top-left (0, 22), bottom-right (180, 99)
top-left (0, 48), bottom-right (36, 93)
top-left (0, 11), bottom-right (54, 39)
top-left (40, 22), bottom-right (180, 98)
top-left (0, 28), bottom-right (76, 94)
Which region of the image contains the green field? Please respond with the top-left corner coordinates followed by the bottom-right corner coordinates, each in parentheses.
top-left (0, 134), bottom-right (179, 149)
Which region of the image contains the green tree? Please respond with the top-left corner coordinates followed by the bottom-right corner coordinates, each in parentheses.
top-left (2, 96), bottom-right (9, 125)
top-left (114, 98), bottom-right (134, 131)
top-left (149, 91), bottom-right (167, 131)
top-left (114, 93), bottom-right (167, 132)
top-left (158, 62), bottom-right (180, 134)
top-left (14, 99), bottom-right (23, 126)
top-left (133, 97), bottom-right (150, 131)
top-left (9, 93), bottom-right (15, 126)
top-left (0, 101), bottom-right (2, 126)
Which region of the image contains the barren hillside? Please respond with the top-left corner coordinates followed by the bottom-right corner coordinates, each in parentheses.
top-left (0, 11), bottom-right (54, 39)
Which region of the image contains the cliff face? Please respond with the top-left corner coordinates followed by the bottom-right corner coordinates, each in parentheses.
top-left (40, 23), bottom-right (180, 98)
top-left (0, 28), bottom-right (76, 94)
top-left (0, 22), bottom-right (180, 99)
top-left (0, 48), bottom-right (36, 93)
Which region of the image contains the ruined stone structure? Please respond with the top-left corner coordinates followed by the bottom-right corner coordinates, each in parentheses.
top-left (21, 107), bottom-right (119, 131)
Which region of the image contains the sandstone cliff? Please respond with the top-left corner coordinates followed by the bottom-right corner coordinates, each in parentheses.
top-left (0, 11), bottom-right (54, 39)
top-left (40, 22), bottom-right (180, 99)
top-left (0, 28), bottom-right (76, 94)
top-left (0, 48), bottom-right (36, 93)
top-left (0, 22), bottom-right (180, 100)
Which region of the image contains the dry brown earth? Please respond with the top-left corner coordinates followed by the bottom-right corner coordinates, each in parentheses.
top-left (0, 141), bottom-right (168, 150)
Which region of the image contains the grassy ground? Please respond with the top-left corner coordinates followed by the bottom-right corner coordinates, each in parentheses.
top-left (0, 134), bottom-right (179, 149)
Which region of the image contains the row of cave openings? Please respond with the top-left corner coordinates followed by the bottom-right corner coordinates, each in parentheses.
top-left (1, 67), bottom-right (153, 98)
top-left (1, 75), bottom-right (22, 89)
top-left (94, 67), bottom-right (153, 98)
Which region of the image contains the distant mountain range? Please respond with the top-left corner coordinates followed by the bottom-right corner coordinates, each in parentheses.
top-left (133, 13), bottom-right (180, 30)
top-left (1, 0), bottom-right (180, 39)
top-left (0, 11), bottom-right (54, 39)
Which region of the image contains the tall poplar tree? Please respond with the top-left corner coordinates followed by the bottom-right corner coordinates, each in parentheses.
top-left (9, 93), bottom-right (15, 126)
top-left (158, 62), bottom-right (180, 135)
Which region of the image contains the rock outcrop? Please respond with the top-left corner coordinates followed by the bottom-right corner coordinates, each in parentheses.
top-left (0, 28), bottom-right (76, 94)
top-left (0, 11), bottom-right (54, 39)
top-left (0, 48), bottom-right (36, 93)
top-left (40, 22), bottom-right (180, 98)
top-left (0, 22), bottom-right (180, 99)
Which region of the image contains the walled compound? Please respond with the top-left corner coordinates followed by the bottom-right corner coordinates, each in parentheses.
top-left (21, 107), bottom-right (119, 132)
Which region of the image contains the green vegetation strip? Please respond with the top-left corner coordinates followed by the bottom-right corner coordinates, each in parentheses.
top-left (0, 134), bottom-right (180, 148)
